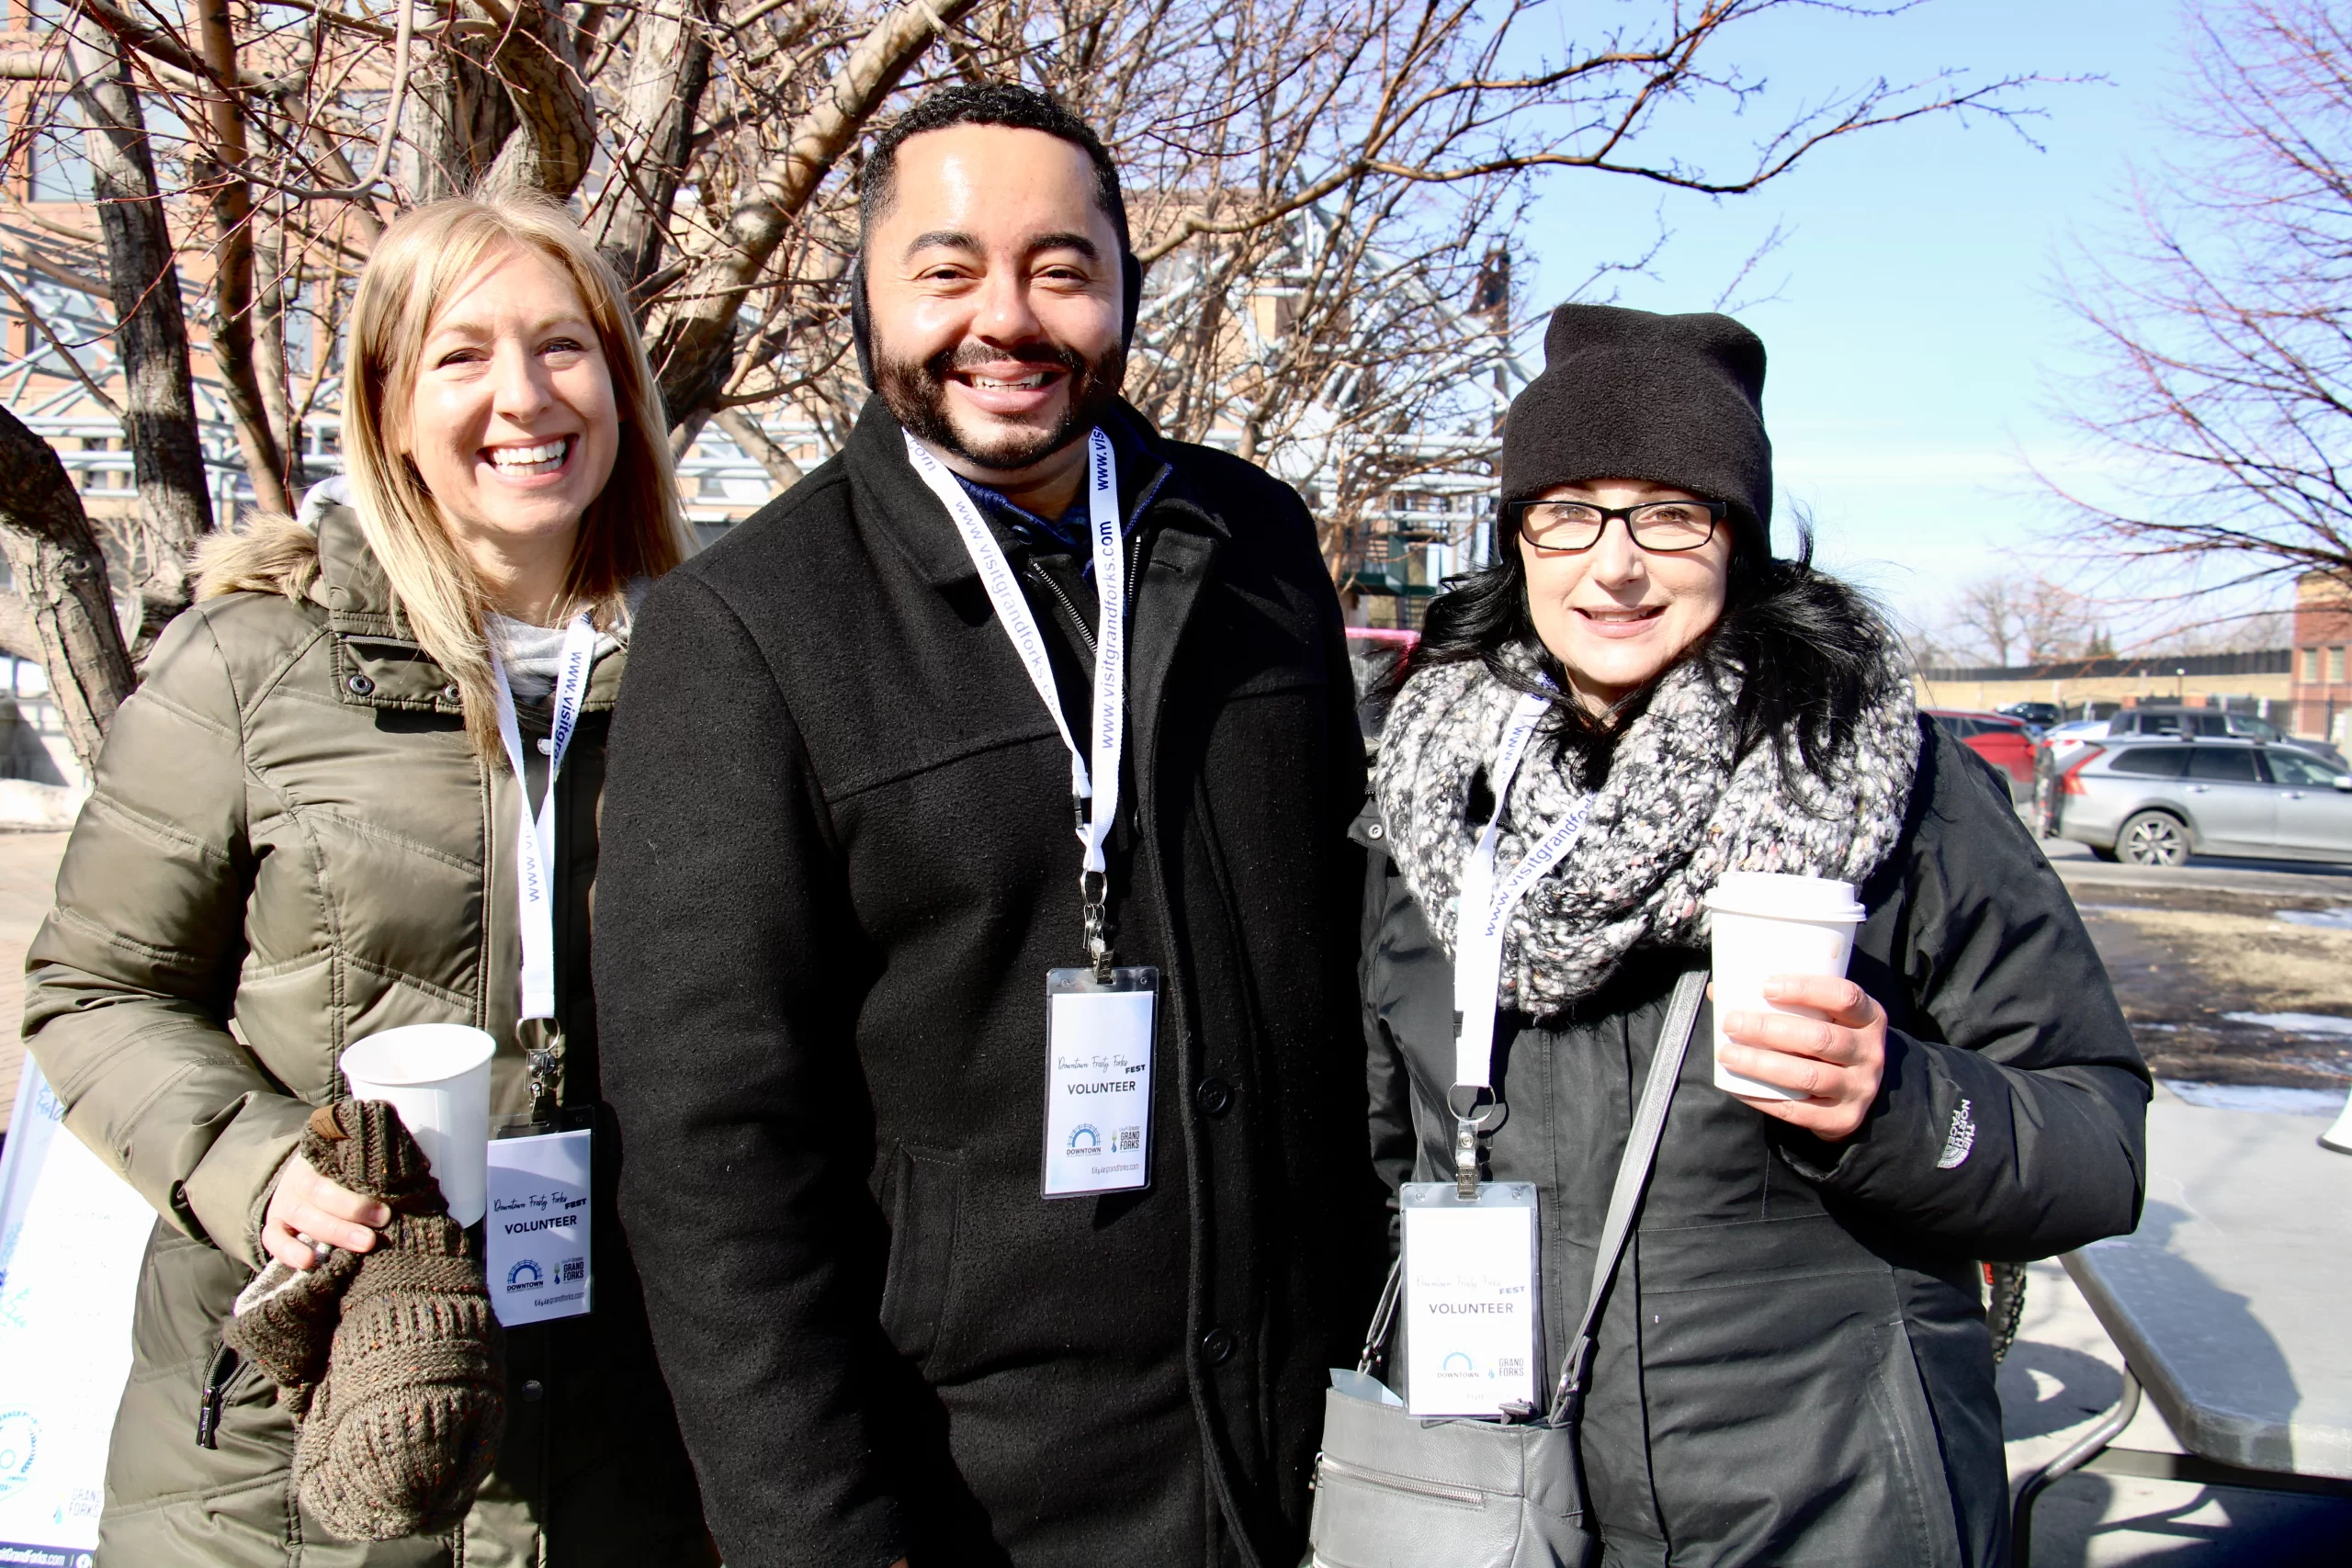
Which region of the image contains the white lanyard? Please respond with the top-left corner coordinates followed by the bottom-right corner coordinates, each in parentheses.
top-left (488, 613), bottom-right (599, 1024)
top-left (1452, 689), bottom-right (1594, 1090)
top-left (905, 428), bottom-right (1126, 880)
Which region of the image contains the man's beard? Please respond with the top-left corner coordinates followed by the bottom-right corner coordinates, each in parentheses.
top-left (876, 337), bottom-right (1125, 474)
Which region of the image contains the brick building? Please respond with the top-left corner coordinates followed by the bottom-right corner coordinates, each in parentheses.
top-left (2290, 570), bottom-right (2352, 746)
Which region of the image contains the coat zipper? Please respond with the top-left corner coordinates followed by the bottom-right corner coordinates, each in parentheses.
top-left (1314, 1451), bottom-right (1487, 1506)
top-left (195, 1340), bottom-right (240, 1449)
top-left (1023, 530), bottom-right (1146, 663)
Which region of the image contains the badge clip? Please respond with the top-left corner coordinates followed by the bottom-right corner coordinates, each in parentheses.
top-left (1080, 867), bottom-right (1113, 983)
top-left (1445, 1082), bottom-right (1501, 1201)
top-left (517, 1016), bottom-right (565, 1126)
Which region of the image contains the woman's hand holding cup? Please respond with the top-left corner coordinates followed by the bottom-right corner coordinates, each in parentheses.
top-left (263, 1153), bottom-right (389, 1270)
top-left (1716, 976), bottom-right (1887, 1142)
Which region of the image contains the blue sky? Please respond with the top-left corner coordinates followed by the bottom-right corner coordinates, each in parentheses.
top-left (1515, 0), bottom-right (2204, 643)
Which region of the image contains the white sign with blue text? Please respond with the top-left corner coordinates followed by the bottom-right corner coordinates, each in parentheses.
top-left (0, 1063), bottom-right (153, 1564)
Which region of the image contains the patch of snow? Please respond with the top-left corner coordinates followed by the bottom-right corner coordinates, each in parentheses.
top-left (0, 778), bottom-right (85, 829)
top-left (2278, 907), bottom-right (2352, 930)
top-left (2160, 1079), bottom-right (2349, 1115)
top-left (2222, 1011), bottom-right (2352, 1037)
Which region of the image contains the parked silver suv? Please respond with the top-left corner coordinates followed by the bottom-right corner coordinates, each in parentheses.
top-left (2106, 706), bottom-right (2351, 773)
top-left (2051, 740), bottom-right (2352, 866)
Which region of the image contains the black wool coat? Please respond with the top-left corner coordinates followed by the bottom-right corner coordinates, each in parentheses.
top-left (1363, 722), bottom-right (2152, 1568)
top-left (594, 399), bottom-right (1385, 1568)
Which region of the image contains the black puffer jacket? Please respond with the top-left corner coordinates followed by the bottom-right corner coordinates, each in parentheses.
top-left (1363, 721), bottom-right (2150, 1568)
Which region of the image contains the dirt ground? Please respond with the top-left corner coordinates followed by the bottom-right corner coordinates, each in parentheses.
top-left (2070, 882), bottom-right (2352, 1089)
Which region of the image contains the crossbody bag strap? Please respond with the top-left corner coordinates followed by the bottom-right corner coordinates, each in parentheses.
top-left (1546, 964), bottom-right (1709, 1426)
top-left (1357, 1259), bottom-right (1403, 1377)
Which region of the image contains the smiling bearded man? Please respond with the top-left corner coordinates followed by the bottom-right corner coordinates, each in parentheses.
top-left (593, 83), bottom-right (1385, 1568)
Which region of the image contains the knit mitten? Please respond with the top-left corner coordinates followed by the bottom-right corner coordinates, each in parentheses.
top-left (228, 1099), bottom-right (506, 1540)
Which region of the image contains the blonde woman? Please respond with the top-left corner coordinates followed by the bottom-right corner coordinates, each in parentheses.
top-left (24, 195), bottom-right (715, 1565)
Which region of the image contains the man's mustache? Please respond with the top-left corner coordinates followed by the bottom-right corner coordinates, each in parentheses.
top-left (929, 341), bottom-right (1088, 378)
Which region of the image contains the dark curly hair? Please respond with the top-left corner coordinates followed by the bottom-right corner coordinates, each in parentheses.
top-left (1397, 513), bottom-right (1905, 789)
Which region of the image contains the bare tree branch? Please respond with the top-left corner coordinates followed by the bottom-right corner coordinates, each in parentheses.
top-left (192, 0), bottom-right (294, 513)
top-left (645, 0), bottom-right (985, 420)
top-left (716, 406), bottom-right (807, 488)
top-left (63, 12), bottom-right (217, 640)
top-left (0, 407), bottom-right (139, 769)
top-left (2044, 0), bottom-right (2352, 597)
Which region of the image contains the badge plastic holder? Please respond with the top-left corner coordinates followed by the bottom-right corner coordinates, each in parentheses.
top-left (1398, 1180), bottom-right (1542, 1418)
top-left (1041, 966), bottom-right (1158, 1200)
top-left (487, 1106), bottom-right (596, 1327)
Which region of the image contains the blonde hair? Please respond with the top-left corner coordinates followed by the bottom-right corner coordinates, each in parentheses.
top-left (341, 192), bottom-right (694, 755)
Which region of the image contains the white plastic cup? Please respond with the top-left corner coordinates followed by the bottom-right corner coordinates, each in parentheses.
top-left (1704, 873), bottom-right (1867, 1102)
top-left (338, 1024), bottom-right (497, 1225)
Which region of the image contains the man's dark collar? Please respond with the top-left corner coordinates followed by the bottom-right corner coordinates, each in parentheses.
top-left (848, 395), bottom-right (1225, 591)
top-left (949, 409), bottom-right (1161, 553)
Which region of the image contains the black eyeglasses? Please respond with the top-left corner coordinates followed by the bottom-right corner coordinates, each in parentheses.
top-left (1504, 498), bottom-right (1726, 554)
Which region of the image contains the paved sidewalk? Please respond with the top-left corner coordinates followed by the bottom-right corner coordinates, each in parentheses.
top-left (0, 828), bottom-right (65, 1132)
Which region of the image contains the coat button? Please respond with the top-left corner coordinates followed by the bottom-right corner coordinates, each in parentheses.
top-left (520, 1379), bottom-right (543, 1402)
top-left (345, 673), bottom-right (375, 696)
top-left (1194, 1077), bottom-right (1234, 1117)
top-left (1201, 1327), bottom-right (1236, 1366)
top-left (1367, 821), bottom-right (1385, 840)
top-left (441, 683), bottom-right (460, 702)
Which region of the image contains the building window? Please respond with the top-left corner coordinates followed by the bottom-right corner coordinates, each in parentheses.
top-left (2334, 647), bottom-right (2348, 684)
top-left (2308, 647), bottom-right (2326, 682)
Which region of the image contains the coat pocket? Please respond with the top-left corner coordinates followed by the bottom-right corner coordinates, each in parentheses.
top-left (877, 1145), bottom-right (966, 1367)
top-left (1863, 1314), bottom-right (1966, 1568)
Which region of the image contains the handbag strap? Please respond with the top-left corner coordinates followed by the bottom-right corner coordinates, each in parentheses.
top-left (1356, 1259), bottom-right (1402, 1377)
top-left (1544, 964), bottom-right (1708, 1426)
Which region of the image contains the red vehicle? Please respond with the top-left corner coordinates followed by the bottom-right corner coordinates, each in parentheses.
top-left (1924, 709), bottom-right (2035, 795)
top-left (1345, 626), bottom-right (1420, 746)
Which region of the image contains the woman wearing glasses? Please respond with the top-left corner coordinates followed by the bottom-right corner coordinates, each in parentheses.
top-left (1358, 305), bottom-right (2148, 1565)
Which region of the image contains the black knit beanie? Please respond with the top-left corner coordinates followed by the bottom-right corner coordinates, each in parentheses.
top-left (1499, 303), bottom-right (1772, 556)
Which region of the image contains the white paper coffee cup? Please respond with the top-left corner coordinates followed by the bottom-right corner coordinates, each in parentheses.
top-left (1704, 872), bottom-right (1866, 1102)
top-left (338, 1024), bottom-right (497, 1225)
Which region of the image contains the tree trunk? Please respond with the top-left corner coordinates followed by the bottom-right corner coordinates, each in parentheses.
top-left (0, 409), bottom-right (139, 771)
top-left (414, 6), bottom-right (521, 199)
top-left (63, 18), bottom-right (216, 647)
top-left (648, 0), bottom-right (981, 426)
top-left (0, 592), bottom-right (40, 663)
top-left (594, 0), bottom-right (716, 299)
top-left (479, 0), bottom-right (598, 201)
top-left (191, 0), bottom-right (293, 517)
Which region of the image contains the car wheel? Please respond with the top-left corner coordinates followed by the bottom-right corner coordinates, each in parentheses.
top-left (2118, 811), bottom-right (2190, 867)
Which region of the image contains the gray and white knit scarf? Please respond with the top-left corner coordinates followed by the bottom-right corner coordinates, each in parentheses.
top-left (1373, 642), bottom-right (1922, 1015)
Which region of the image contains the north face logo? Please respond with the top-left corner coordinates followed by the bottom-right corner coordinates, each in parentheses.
top-left (1937, 1100), bottom-right (1976, 1169)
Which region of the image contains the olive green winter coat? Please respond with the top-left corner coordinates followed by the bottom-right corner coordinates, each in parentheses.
top-left (22, 508), bottom-right (711, 1567)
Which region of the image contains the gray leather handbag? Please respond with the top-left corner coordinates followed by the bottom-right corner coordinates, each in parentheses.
top-left (1306, 968), bottom-right (1708, 1568)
